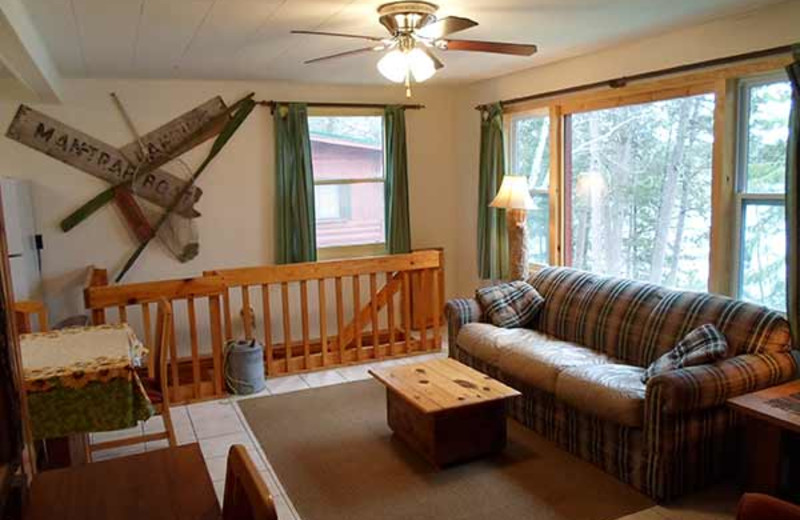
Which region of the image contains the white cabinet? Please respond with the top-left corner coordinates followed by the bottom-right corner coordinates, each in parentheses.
top-left (0, 178), bottom-right (42, 302)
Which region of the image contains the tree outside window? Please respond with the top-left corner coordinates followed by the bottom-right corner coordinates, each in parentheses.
top-left (564, 94), bottom-right (715, 291)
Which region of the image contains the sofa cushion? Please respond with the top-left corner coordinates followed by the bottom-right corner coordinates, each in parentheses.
top-left (457, 323), bottom-right (613, 393)
top-left (456, 323), bottom-right (520, 365)
top-left (642, 323), bottom-right (730, 383)
top-left (556, 364), bottom-right (647, 428)
top-left (475, 281), bottom-right (544, 328)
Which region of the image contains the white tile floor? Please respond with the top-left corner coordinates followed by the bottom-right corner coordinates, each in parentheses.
top-left (89, 344), bottom-right (737, 520)
top-left (88, 349), bottom-right (449, 520)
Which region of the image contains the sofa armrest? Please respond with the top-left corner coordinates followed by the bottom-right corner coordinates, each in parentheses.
top-left (646, 352), bottom-right (797, 415)
top-left (444, 298), bottom-right (483, 354)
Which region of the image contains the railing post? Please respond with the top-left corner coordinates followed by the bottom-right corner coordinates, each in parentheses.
top-left (84, 266), bottom-right (108, 325)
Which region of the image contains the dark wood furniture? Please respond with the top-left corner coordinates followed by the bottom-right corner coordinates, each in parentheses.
top-left (728, 380), bottom-right (800, 500)
top-left (24, 443), bottom-right (220, 520)
top-left (222, 445), bottom-right (277, 520)
top-left (369, 358), bottom-right (520, 468)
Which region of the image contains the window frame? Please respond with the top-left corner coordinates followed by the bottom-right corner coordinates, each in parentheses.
top-left (494, 54), bottom-right (791, 296)
top-left (308, 107), bottom-right (388, 258)
top-left (732, 71), bottom-right (790, 309)
top-left (506, 108), bottom-right (552, 267)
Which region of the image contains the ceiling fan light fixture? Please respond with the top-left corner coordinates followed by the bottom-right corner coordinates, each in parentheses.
top-left (377, 47), bottom-right (436, 83)
top-left (407, 47), bottom-right (435, 81)
top-left (377, 50), bottom-right (409, 83)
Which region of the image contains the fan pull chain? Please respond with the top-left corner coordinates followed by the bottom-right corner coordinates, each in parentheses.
top-left (405, 69), bottom-right (412, 98)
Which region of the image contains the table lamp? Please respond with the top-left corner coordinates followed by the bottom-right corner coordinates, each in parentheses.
top-left (490, 175), bottom-right (535, 280)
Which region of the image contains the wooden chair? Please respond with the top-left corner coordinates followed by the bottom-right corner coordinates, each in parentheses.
top-left (222, 445), bottom-right (278, 520)
top-left (91, 299), bottom-right (177, 456)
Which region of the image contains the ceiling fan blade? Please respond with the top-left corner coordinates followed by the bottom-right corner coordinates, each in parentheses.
top-left (419, 47), bottom-right (444, 70)
top-left (442, 39), bottom-right (537, 56)
top-left (416, 16), bottom-right (478, 39)
top-left (292, 30), bottom-right (385, 42)
top-left (304, 46), bottom-right (381, 64)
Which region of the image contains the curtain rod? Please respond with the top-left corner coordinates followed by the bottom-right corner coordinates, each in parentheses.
top-left (259, 100), bottom-right (425, 114)
top-left (475, 44), bottom-right (794, 111)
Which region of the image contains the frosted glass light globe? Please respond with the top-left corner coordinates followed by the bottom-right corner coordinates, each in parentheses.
top-left (407, 48), bottom-right (435, 82)
top-left (377, 50), bottom-right (408, 83)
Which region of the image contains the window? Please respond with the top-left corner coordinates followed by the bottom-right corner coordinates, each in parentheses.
top-left (308, 114), bottom-right (386, 251)
top-left (736, 75), bottom-right (791, 311)
top-left (509, 112), bottom-right (550, 264)
top-left (564, 94), bottom-right (715, 291)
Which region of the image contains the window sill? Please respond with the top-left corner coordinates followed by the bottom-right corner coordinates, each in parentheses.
top-left (317, 243), bottom-right (387, 260)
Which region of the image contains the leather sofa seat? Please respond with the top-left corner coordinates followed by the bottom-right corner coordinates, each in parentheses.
top-left (555, 364), bottom-right (647, 428)
top-left (457, 323), bottom-right (614, 393)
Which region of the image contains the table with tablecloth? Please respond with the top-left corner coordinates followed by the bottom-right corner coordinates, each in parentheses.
top-left (20, 324), bottom-right (154, 440)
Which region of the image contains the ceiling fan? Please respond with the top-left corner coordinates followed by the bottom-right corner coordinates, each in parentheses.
top-left (292, 1), bottom-right (538, 97)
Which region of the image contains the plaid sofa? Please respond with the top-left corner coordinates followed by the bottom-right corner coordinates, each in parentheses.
top-left (445, 267), bottom-right (797, 501)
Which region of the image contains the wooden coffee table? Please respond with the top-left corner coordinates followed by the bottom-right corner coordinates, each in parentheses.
top-left (369, 357), bottom-right (521, 468)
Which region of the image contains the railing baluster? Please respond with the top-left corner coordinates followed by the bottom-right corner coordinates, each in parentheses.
top-left (336, 277), bottom-right (344, 364)
top-left (300, 280), bottom-right (310, 370)
top-left (370, 273), bottom-right (380, 360)
top-left (387, 272), bottom-right (396, 355)
top-left (281, 282), bottom-right (291, 373)
top-left (209, 294), bottom-right (224, 397)
top-left (318, 279), bottom-right (328, 367)
top-left (141, 302), bottom-right (153, 376)
top-left (432, 267), bottom-right (441, 352)
top-left (402, 271), bottom-right (411, 353)
top-left (241, 286), bottom-right (253, 340)
top-left (187, 296), bottom-right (201, 399)
top-left (222, 290), bottom-right (233, 341)
top-left (353, 275), bottom-right (362, 361)
top-left (261, 284), bottom-right (273, 375)
top-left (419, 270), bottom-right (428, 351)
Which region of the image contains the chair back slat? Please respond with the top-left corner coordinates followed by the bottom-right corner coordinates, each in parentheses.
top-left (153, 299), bottom-right (173, 401)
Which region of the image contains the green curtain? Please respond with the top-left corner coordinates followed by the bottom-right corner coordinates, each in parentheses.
top-left (477, 103), bottom-right (509, 279)
top-left (384, 106), bottom-right (411, 254)
top-left (275, 103), bottom-right (317, 264)
top-left (786, 47), bottom-right (800, 347)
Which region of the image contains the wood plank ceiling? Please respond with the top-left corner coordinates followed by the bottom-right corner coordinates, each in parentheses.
top-left (21, 0), bottom-right (785, 85)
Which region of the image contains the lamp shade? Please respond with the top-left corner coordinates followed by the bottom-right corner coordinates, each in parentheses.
top-left (489, 175), bottom-right (535, 210)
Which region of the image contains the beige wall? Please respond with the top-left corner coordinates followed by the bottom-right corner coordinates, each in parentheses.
top-left (0, 78), bottom-right (459, 324)
top-left (451, 0), bottom-right (800, 297)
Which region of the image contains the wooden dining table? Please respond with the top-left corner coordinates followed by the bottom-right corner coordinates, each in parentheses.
top-left (25, 443), bottom-right (221, 520)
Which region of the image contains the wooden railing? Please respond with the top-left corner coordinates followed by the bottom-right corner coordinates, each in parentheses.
top-left (13, 301), bottom-right (48, 333)
top-left (205, 249), bottom-right (445, 376)
top-left (84, 274), bottom-right (226, 403)
top-left (83, 250), bottom-right (445, 403)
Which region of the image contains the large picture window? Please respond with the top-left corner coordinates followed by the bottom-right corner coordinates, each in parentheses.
top-left (509, 112), bottom-right (550, 264)
top-left (736, 75), bottom-right (791, 311)
top-left (308, 115), bottom-right (386, 251)
top-left (564, 94), bottom-right (715, 291)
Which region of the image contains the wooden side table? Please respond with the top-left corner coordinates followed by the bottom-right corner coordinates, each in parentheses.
top-left (728, 379), bottom-right (800, 501)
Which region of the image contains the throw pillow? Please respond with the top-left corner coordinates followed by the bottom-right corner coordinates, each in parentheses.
top-left (642, 323), bottom-right (730, 383)
top-left (475, 281), bottom-right (544, 329)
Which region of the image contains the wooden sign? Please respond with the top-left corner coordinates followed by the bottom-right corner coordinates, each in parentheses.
top-left (6, 105), bottom-right (203, 218)
top-left (117, 96), bottom-right (228, 172)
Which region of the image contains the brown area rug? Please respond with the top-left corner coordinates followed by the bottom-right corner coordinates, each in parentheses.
top-left (239, 380), bottom-right (654, 520)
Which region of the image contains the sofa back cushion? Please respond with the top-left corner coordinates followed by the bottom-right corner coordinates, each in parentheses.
top-left (528, 267), bottom-right (791, 367)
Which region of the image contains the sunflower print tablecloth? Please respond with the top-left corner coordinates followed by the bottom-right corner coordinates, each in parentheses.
top-left (20, 324), bottom-right (154, 440)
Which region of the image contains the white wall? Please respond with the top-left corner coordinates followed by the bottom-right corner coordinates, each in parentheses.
top-left (0, 78), bottom-right (460, 324)
top-left (451, 0), bottom-right (800, 297)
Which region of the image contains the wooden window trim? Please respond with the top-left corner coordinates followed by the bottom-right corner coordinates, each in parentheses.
top-left (499, 54), bottom-right (793, 292)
